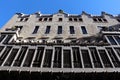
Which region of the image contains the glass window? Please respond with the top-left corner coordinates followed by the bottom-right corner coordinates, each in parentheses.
top-left (103, 18), bottom-right (107, 22)
top-left (32, 26), bottom-right (39, 34)
top-left (43, 49), bottom-right (53, 68)
top-left (63, 50), bottom-right (72, 68)
top-left (45, 26), bottom-right (51, 34)
top-left (79, 18), bottom-right (83, 21)
top-left (114, 36), bottom-right (120, 45)
top-left (69, 18), bottom-right (72, 21)
top-left (98, 50), bottom-right (112, 67)
top-left (93, 18), bottom-right (97, 22)
top-left (81, 26), bottom-right (87, 34)
top-left (117, 19), bottom-right (120, 22)
top-left (72, 47), bottom-right (82, 68)
top-left (81, 50), bottom-right (92, 68)
top-left (59, 18), bottom-right (62, 21)
top-left (39, 18), bottom-right (42, 21)
top-left (24, 18), bottom-right (28, 21)
top-left (49, 18), bottom-right (52, 21)
top-left (70, 26), bottom-right (75, 34)
top-left (57, 26), bottom-right (62, 34)
top-left (89, 47), bottom-right (102, 68)
top-left (106, 48), bottom-right (120, 67)
top-left (74, 18), bottom-right (77, 21)
top-left (44, 18), bottom-right (47, 21)
top-left (53, 47), bottom-right (62, 68)
top-left (107, 36), bottom-right (117, 45)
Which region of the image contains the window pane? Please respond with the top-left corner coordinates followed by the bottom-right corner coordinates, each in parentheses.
top-left (70, 26), bottom-right (75, 34)
top-left (114, 36), bottom-right (120, 45)
top-left (63, 50), bottom-right (72, 68)
top-left (33, 47), bottom-right (44, 67)
top-left (53, 47), bottom-right (62, 68)
top-left (106, 48), bottom-right (120, 67)
top-left (107, 36), bottom-right (117, 45)
top-left (81, 26), bottom-right (87, 34)
top-left (57, 26), bottom-right (62, 34)
top-left (32, 26), bottom-right (39, 34)
top-left (81, 50), bottom-right (92, 68)
top-left (45, 26), bottom-right (51, 34)
top-left (89, 47), bottom-right (102, 68)
top-left (72, 47), bottom-right (82, 68)
top-left (43, 49), bottom-right (53, 68)
top-left (98, 50), bottom-right (112, 68)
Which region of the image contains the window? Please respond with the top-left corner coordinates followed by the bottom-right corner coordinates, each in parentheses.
top-left (89, 47), bottom-right (102, 68)
top-left (69, 26), bottom-right (75, 34)
top-left (98, 50), bottom-right (112, 67)
top-left (103, 18), bottom-right (107, 22)
top-left (107, 36), bottom-right (117, 45)
top-left (20, 18), bottom-right (24, 21)
top-left (39, 18), bottom-right (42, 21)
top-left (44, 18), bottom-right (47, 21)
top-left (74, 18), bottom-right (77, 21)
top-left (20, 18), bottom-right (28, 22)
top-left (69, 18), bottom-right (72, 21)
top-left (45, 26), bottom-right (51, 34)
top-left (59, 18), bottom-right (62, 21)
top-left (98, 18), bottom-right (102, 22)
top-left (93, 18), bottom-right (107, 23)
top-left (79, 18), bottom-right (83, 21)
top-left (14, 26), bottom-right (23, 32)
top-left (106, 48), bottom-right (120, 67)
top-left (81, 26), bottom-right (87, 34)
top-left (93, 18), bottom-right (97, 22)
top-left (114, 36), bottom-right (120, 44)
top-left (57, 26), bottom-right (62, 34)
top-left (25, 18), bottom-right (28, 21)
top-left (49, 18), bottom-right (52, 21)
top-left (32, 26), bottom-right (39, 34)
top-left (81, 50), bottom-right (92, 68)
top-left (117, 19), bottom-right (120, 22)
top-left (63, 50), bottom-right (72, 68)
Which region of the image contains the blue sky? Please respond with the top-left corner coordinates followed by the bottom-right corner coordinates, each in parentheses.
top-left (0, 0), bottom-right (120, 28)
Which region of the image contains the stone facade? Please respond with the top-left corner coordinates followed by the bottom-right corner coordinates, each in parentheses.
top-left (0, 10), bottom-right (120, 80)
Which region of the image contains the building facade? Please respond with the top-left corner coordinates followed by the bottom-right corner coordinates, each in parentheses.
top-left (0, 10), bottom-right (120, 80)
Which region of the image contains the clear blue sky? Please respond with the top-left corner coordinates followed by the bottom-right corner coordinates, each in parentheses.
top-left (0, 0), bottom-right (120, 28)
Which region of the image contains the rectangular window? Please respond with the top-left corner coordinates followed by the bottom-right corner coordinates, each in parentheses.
top-left (49, 18), bottom-right (52, 21)
top-left (74, 18), bottom-right (77, 21)
top-left (107, 36), bottom-right (117, 45)
top-left (117, 19), bottom-right (120, 22)
top-left (44, 18), bottom-right (47, 21)
top-left (43, 49), bottom-right (53, 68)
top-left (39, 18), bottom-right (42, 21)
top-left (79, 18), bottom-right (83, 22)
top-left (70, 26), bottom-right (75, 34)
top-left (106, 48), bottom-right (120, 67)
top-left (63, 50), bottom-right (72, 68)
top-left (103, 18), bottom-right (107, 22)
top-left (32, 26), bottom-right (39, 34)
top-left (59, 18), bottom-right (62, 21)
top-left (33, 47), bottom-right (44, 67)
top-left (114, 36), bottom-right (120, 45)
top-left (93, 18), bottom-right (97, 22)
top-left (57, 26), bottom-right (62, 34)
top-left (69, 18), bottom-right (72, 21)
top-left (98, 50), bottom-right (112, 68)
top-left (81, 50), bottom-right (92, 68)
top-left (72, 47), bottom-right (82, 68)
top-left (89, 47), bottom-right (102, 68)
top-left (45, 26), bottom-right (51, 34)
top-left (81, 26), bottom-right (87, 34)
top-left (53, 47), bottom-right (62, 68)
